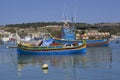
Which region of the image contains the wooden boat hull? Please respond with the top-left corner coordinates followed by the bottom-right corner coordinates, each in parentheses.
top-left (17, 43), bottom-right (86, 55)
top-left (17, 48), bottom-right (86, 55)
top-left (86, 40), bottom-right (109, 47)
top-left (53, 38), bottom-right (109, 47)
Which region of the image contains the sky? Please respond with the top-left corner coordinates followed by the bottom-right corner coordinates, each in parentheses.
top-left (0, 0), bottom-right (120, 25)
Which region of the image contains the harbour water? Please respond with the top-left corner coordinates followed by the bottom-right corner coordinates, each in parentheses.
top-left (0, 40), bottom-right (120, 80)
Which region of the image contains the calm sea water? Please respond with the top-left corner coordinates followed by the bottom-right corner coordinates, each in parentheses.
top-left (0, 40), bottom-right (120, 80)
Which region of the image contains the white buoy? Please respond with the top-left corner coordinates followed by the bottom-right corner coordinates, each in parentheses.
top-left (42, 64), bottom-right (48, 69)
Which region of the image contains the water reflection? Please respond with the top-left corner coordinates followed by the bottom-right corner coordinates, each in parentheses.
top-left (17, 54), bottom-right (87, 72)
top-left (0, 46), bottom-right (17, 80)
top-left (17, 47), bottom-right (112, 80)
top-left (17, 53), bottom-right (87, 80)
top-left (86, 47), bottom-right (112, 68)
top-left (0, 46), bottom-right (17, 64)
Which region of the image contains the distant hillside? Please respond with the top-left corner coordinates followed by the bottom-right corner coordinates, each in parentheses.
top-left (2, 22), bottom-right (120, 35)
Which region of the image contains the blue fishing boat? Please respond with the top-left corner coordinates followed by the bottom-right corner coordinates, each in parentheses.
top-left (53, 37), bottom-right (109, 47)
top-left (52, 21), bottom-right (110, 47)
top-left (17, 39), bottom-right (86, 55)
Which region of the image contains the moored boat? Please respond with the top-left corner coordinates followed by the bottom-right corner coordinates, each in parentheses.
top-left (53, 37), bottom-right (109, 47)
top-left (51, 21), bottom-right (110, 47)
top-left (17, 40), bottom-right (86, 55)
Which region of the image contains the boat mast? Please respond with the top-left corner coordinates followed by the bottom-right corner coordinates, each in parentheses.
top-left (74, 0), bottom-right (77, 24)
top-left (71, 0), bottom-right (77, 27)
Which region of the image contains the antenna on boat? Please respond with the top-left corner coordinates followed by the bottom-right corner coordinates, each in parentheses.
top-left (62, 0), bottom-right (66, 21)
top-left (74, 0), bottom-right (77, 24)
top-left (62, 0), bottom-right (70, 24)
top-left (61, 15), bottom-right (70, 24)
top-left (70, 0), bottom-right (77, 28)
